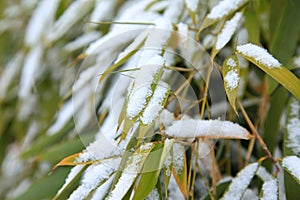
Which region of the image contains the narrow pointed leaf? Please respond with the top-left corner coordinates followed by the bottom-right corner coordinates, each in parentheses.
top-left (165, 119), bottom-right (252, 139)
top-left (221, 162), bottom-right (259, 200)
top-left (281, 156), bottom-right (300, 184)
top-left (236, 43), bottom-right (300, 100)
top-left (223, 56), bottom-right (240, 114)
top-left (260, 179), bottom-right (278, 200)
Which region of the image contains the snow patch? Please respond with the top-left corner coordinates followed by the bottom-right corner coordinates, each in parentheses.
top-left (207, 0), bottom-right (245, 19)
top-left (261, 179), bottom-right (278, 200)
top-left (236, 43), bottom-right (281, 68)
top-left (286, 98), bottom-right (300, 155)
top-left (221, 162), bottom-right (259, 200)
top-left (165, 119), bottom-right (251, 139)
top-left (216, 12), bottom-right (242, 50)
top-left (224, 70), bottom-right (240, 90)
top-left (282, 156), bottom-right (300, 183)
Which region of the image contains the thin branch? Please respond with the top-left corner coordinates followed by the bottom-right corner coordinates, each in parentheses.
top-left (237, 99), bottom-right (280, 173)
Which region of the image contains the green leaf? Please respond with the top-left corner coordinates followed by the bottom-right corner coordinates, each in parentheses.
top-left (53, 165), bottom-right (88, 200)
top-left (199, 0), bottom-right (248, 32)
top-left (172, 143), bottom-right (188, 198)
top-left (38, 134), bottom-right (93, 163)
top-left (281, 156), bottom-right (300, 185)
top-left (14, 167), bottom-right (71, 200)
top-left (109, 142), bottom-right (155, 199)
top-left (21, 122), bottom-right (73, 158)
top-left (132, 139), bottom-right (174, 200)
top-left (223, 55), bottom-right (240, 114)
top-left (236, 44), bottom-right (300, 101)
top-left (203, 177), bottom-right (232, 200)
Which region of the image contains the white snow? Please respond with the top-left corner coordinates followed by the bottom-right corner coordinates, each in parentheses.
top-left (286, 98), bottom-right (300, 155)
top-left (282, 156), bottom-right (300, 183)
top-left (146, 188), bottom-right (160, 200)
top-left (168, 175), bottom-right (185, 200)
top-left (90, 174), bottom-right (115, 200)
top-left (0, 52), bottom-right (24, 100)
top-left (58, 165), bottom-right (84, 195)
top-left (141, 83), bottom-right (169, 125)
top-left (216, 12), bottom-right (242, 50)
top-left (68, 159), bottom-right (118, 200)
top-left (173, 143), bottom-right (185, 174)
top-left (18, 45), bottom-right (44, 99)
top-left (126, 55), bottom-right (166, 119)
top-left (25, 0), bottom-right (60, 46)
top-left (224, 70), bottom-right (240, 90)
top-left (221, 162), bottom-right (259, 200)
top-left (261, 179), bottom-right (278, 200)
top-left (159, 109), bottom-right (175, 128)
top-left (227, 58), bottom-right (237, 67)
top-left (236, 43), bottom-right (281, 68)
top-left (177, 22), bottom-right (189, 49)
top-left (294, 56), bottom-right (300, 67)
top-left (185, 0), bottom-right (198, 12)
top-left (165, 119), bottom-right (251, 139)
top-left (108, 145), bottom-right (151, 199)
top-left (207, 0), bottom-right (245, 19)
top-left (47, 0), bottom-right (94, 42)
top-left (64, 31), bottom-right (101, 52)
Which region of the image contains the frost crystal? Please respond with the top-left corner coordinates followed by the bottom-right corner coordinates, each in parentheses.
top-left (236, 43), bottom-right (281, 68)
top-left (207, 0), bottom-right (245, 19)
top-left (261, 179), bottom-right (278, 200)
top-left (216, 12), bottom-right (242, 50)
top-left (224, 70), bottom-right (240, 90)
top-left (221, 163), bottom-right (259, 200)
top-left (282, 156), bottom-right (300, 183)
top-left (286, 98), bottom-right (300, 155)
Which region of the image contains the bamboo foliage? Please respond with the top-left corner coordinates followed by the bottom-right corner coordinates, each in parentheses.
top-left (0, 0), bottom-right (299, 199)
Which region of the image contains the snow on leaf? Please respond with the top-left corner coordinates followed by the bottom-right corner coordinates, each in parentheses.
top-left (261, 179), bottom-right (278, 200)
top-left (47, 0), bottom-right (94, 42)
top-left (286, 98), bottom-right (300, 155)
top-left (108, 143), bottom-right (154, 200)
top-left (146, 187), bottom-right (160, 200)
top-left (236, 43), bottom-right (281, 69)
top-left (64, 31), bottom-right (101, 52)
top-left (25, 0), bottom-right (60, 46)
top-left (282, 156), bottom-right (300, 184)
top-left (236, 43), bottom-right (300, 101)
top-left (224, 71), bottom-right (240, 90)
top-left (221, 162), bottom-right (259, 200)
top-left (208, 0), bottom-right (246, 20)
top-left (126, 55), bottom-right (166, 119)
top-left (140, 83), bottom-right (169, 125)
top-left (185, 0), bottom-right (198, 12)
top-left (68, 159), bottom-right (119, 200)
top-left (223, 55), bottom-right (240, 113)
top-left (215, 12), bottom-right (242, 51)
top-left (165, 119), bottom-right (252, 139)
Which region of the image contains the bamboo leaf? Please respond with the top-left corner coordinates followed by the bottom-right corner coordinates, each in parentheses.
top-left (172, 143), bottom-right (188, 198)
top-left (260, 179), bottom-right (278, 200)
top-left (165, 119), bottom-right (252, 139)
top-left (132, 139), bottom-right (174, 200)
top-left (223, 55), bottom-right (240, 114)
top-left (236, 43), bottom-right (300, 100)
top-left (281, 156), bottom-right (300, 185)
top-left (107, 143), bottom-right (155, 199)
top-left (221, 162), bottom-right (259, 200)
top-left (199, 0), bottom-right (248, 31)
top-left (203, 177), bottom-right (232, 200)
